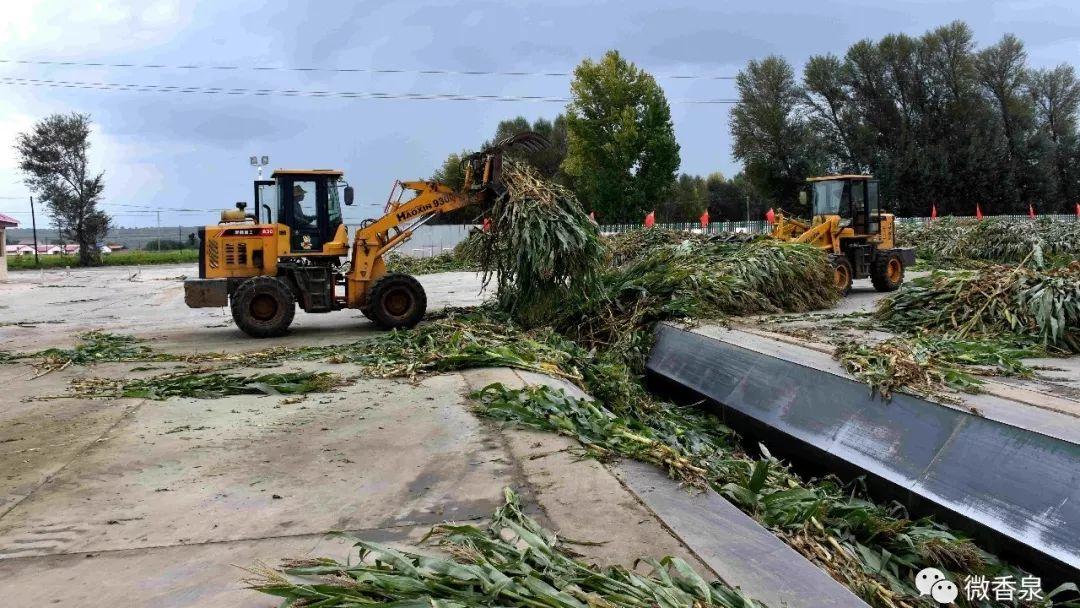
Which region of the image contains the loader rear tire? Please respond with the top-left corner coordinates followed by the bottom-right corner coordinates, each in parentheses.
top-left (365, 273), bottom-right (427, 330)
top-left (871, 252), bottom-right (904, 292)
top-left (231, 276), bottom-right (296, 338)
top-left (830, 255), bottom-right (854, 296)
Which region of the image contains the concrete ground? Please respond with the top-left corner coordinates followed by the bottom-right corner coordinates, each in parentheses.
top-left (0, 264), bottom-right (714, 607)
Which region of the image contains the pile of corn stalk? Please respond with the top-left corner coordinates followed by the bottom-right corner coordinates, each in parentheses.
top-left (477, 160), bottom-right (606, 326)
top-left (247, 488), bottom-right (764, 608)
top-left (605, 227), bottom-right (710, 265)
top-left (559, 239), bottom-right (839, 363)
top-left (384, 251), bottom-right (479, 275)
top-left (896, 217), bottom-right (1080, 267)
top-left (65, 369), bottom-right (341, 400)
top-left (876, 262), bottom-right (1080, 353)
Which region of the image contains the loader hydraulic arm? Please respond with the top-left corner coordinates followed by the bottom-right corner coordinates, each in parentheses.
top-left (348, 180), bottom-right (486, 282)
top-left (342, 130), bottom-right (549, 309)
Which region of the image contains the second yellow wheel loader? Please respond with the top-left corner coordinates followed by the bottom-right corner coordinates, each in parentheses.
top-left (183, 132), bottom-right (548, 337)
top-left (771, 175), bottom-right (915, 295)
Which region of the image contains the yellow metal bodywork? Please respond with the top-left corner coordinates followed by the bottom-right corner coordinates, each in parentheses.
top-left (200, 180), bottom-right (482, 308)
top-left (346, 180), bottom-right (482, 308)
top-left (201, 222), bottom-right (350, 280)
top-left (201, 224), bottom-right (286, 279)
top-left (772, 212), bottom-right (897, 253)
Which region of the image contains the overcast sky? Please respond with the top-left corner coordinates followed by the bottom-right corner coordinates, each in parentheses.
top-left (1, 0), bottom-right (1078, 228)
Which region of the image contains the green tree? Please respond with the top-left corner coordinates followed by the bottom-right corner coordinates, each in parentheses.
top-left (431, 150), bottom-right (469, 192)
top-left (976, 33), bottom-right (1038, 211)
top-left (16, 113), bottom-right (110, 266)
top-left (1029, 65), bottom-right (1080, 211)
top-left (773, 21), bottom-right (1077, 216)
top-left (665, 174), bottom-right (708, 221)
top-left (563, 50), bottom-right (680, 222)
top-left (730, 55), bottom-right (820, 208)
top-left (803, 54), bottom-right (860, 172)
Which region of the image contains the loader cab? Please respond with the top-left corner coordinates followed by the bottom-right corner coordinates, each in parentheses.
top-left (257, 170), bottom-right (353, 254)
top-left (806, 175), bottom-right (880, 235)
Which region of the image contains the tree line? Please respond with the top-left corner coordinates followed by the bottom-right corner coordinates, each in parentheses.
top-left (732, 21), bottom-right (1080, 216)
top-left (430, 51), bottom-right (770, 224)
top-left (444, 22), bottom-right (1080, 224)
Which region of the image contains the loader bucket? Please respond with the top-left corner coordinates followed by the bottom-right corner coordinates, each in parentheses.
top-left (490, 131), bottom-right (550, 154)
top-left (463, 131), bottom-right (550, 192)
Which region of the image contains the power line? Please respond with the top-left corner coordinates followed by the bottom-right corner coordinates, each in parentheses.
top-left (0, 57), bottom-right (737, 81)
top-left (0, 76), bottom-right (739, 104)
top-left (1, 209), bottom-right (208, 216)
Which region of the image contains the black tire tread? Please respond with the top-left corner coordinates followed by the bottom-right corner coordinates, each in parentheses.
top-left (870, 252), bottom-right (904, 292)
top-left (365, 273), bottom-right (427, 329)
top-left (830, 255), bottom-right (854, 296)
top-left (230, 276), bottom-right (296, 338)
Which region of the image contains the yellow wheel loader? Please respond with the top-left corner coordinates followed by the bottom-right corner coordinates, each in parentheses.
top-left (184, 132), bottom-right (548, 337)
top-left (772, 175), bottom-right (915, 295)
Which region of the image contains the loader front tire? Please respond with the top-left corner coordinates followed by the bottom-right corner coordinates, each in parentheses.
top-left (871, 252), bottom-right (904, 292)
top-left (365, 273), bottom-right (427, 330)
top-left (231, 276), bottom-right (296, 338)
top-left (830, 255), bottom-right (854, 296)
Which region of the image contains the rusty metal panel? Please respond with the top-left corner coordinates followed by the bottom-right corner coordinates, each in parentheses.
top-left (184, 279), bottom-right (228, 308)
top-left (645, 324), bottom-right (1080, 582)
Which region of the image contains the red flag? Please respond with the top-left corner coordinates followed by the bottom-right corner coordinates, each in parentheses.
top-left (1028, 203), bottom-right (1036, 219)
top-left (975, 203), bottom-right (983, 221)
top-left (1076, 202), bottom-right (1080, 218)
top-left (931, 204), bottom-right (938, 220)
top-left (588, 211), bottom-right (596, 223)
top-left (644, 211), bottom-right (655, 228)
top-left (700, 209), bottom-right (710, 229)
top-left (765, 208), bottom-right (776, 224)
top-left (482, 217), bottom-right (491, 233)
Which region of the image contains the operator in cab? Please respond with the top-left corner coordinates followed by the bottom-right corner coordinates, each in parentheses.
top-left (293, 184), bottom-right (316, 227)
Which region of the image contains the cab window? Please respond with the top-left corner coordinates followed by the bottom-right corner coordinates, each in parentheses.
top-left (327, 181), bottom-right (343, 228)
top-left (867, 181), bottom-right (881, 233)
top-left (257, 183), bottom-right (277, 223)
top-left (812, 181), bottom-right (846, 216)
top-left (291, 180), bottom-right (318, 228)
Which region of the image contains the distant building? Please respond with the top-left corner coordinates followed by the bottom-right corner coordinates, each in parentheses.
top-left (0, 213), bottom-right (19, 279)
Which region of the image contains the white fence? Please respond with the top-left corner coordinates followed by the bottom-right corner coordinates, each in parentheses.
top-left (895, 214), bottom-right (1077, 225)
top-left (600, 220), bottom-right (772, 235)
top-left (601, 214), bottom-right (1079, 236)
top-left (348, 223), bottom-right (478, 258)
top-left (375, 214), bottom-right (1079, 257)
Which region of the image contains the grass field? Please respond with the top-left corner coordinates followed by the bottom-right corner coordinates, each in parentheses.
top-left (6, 249), bottom-right (199, 270)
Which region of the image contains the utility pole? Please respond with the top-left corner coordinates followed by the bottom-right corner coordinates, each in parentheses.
top-left (30, 195), bottom-right (40, 266)
top-left (155, 210), bottom-right (161, 251)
